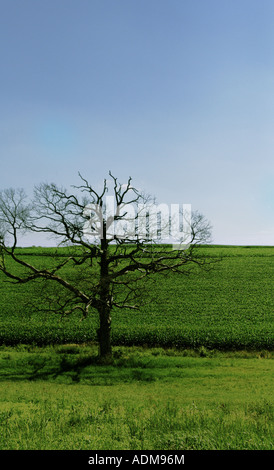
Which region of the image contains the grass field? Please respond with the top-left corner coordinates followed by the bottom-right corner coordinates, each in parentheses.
top-left (0, 345), bottom-right (273, 450)
top-left (0, 245), bottom-right (273, 450)
top-left (0, 245), bottom-right (273, 350)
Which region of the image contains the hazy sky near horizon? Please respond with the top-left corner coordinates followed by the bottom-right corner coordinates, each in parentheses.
top-left (1, 0), bottom-right (274, 245)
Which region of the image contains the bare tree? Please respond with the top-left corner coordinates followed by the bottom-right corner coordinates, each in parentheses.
top-left (0, 172), bottom-right (212, 362)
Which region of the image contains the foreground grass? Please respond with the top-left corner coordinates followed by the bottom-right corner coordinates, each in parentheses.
top-left (0, 345), bottom-right (273, 450)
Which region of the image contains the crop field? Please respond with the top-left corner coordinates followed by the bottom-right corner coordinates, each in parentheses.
top-left (0, 245), bottom-right (273, 351)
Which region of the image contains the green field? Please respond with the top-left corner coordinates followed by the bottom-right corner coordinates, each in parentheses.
top-left (0, 345), bottom-right (273, 450)
top-left (0, 245), bottom-right (273, 450)
top-left (0, 245), bottom-right (273, 350)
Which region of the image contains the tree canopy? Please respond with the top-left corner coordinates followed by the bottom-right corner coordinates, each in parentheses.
top-left (0, 172), bottom-right (213, 361)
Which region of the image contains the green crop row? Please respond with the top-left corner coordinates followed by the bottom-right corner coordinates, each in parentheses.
top-left (0, 245), bottom-right (273, 350)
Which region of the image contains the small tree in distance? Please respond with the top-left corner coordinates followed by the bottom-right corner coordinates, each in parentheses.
top-left (0, 172), bottom-right (212, 362)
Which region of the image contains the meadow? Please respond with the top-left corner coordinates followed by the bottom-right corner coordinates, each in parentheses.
top-left (0, 245), bottom-right (273, 450)
top-left (0, 345), bottom-right (273, 450)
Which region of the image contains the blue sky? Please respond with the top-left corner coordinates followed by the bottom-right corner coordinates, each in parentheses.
top-left (1, 0), bottom-right (274, 245)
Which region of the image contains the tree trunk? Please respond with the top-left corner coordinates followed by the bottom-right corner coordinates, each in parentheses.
top-left (97, 306), bottom-right (112, 362)
top-left (97, 219), bottom-right (113, 363)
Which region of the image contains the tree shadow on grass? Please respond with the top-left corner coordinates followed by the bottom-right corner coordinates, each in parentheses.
top-left (0, 354), bottom-right (102, 384)
top-left (28, 354), bottom-right (107, 383)
top-left (0, 353), bottom-right (158, 385)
